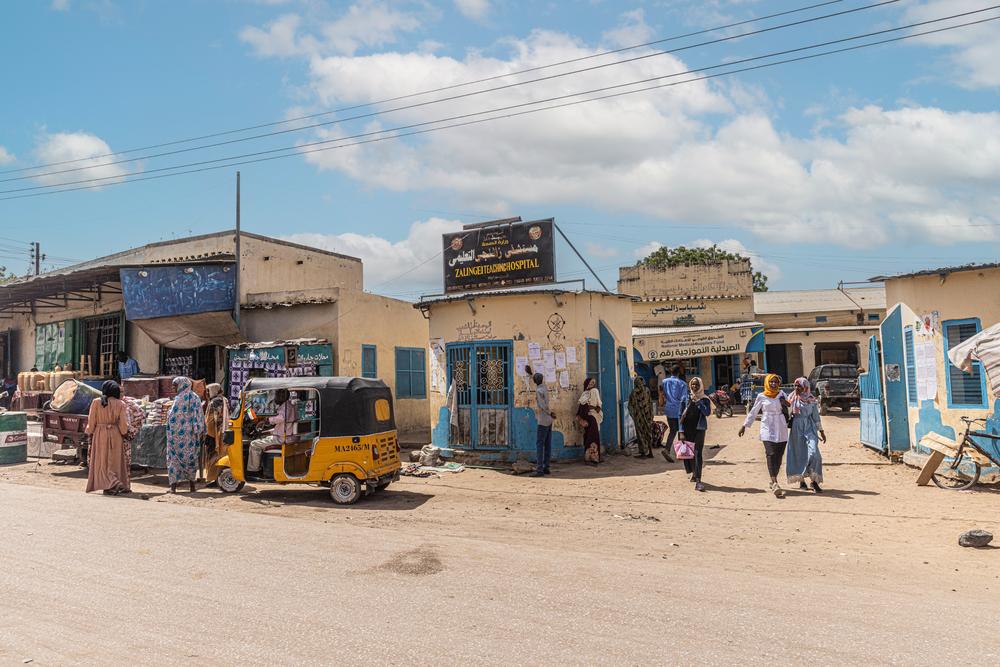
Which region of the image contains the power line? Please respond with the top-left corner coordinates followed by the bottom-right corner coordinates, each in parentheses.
top-left (1, 0), bottom-right (902, 185)
top-left (0, 0), bottom-right (851, 177)
top-left (1, 10), bottom-right (996, 202)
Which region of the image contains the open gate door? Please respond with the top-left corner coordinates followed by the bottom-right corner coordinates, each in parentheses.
top-left (859, 335), bottom-right (887, 452)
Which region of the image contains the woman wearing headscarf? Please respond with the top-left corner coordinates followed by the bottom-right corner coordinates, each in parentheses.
top-left (577, 378), bottom-right (603, 465)
top-left (166, 376), bottom-right (205, 494)
top-left (627, 376), bottom-right (655, 458)
top-left (85, 381), bottom-right (130, 495)
top-left (786, 377), bottom-right (826, 493)
top-left (678, 377), bottom-right (712, 492)
top-left (202, 383), bottom-right (230, 485)
top-left (739, 373), bottom-right (790, 498)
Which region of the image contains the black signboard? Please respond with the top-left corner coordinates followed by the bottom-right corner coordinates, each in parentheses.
top-left (443, 219), bottom-right (556, 293)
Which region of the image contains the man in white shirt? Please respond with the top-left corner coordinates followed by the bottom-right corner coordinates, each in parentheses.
top-left (248, 389), bottom-right (297, 473)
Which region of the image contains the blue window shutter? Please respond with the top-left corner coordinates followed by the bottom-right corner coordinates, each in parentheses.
top-left (362, 345), bottom-right (377, 378)
top-left (394, 347), bottom-right (425, 399)
top-left (903, 327), bottom-right (917, 406)
top-left (944, 320), bottom-right (986, 407)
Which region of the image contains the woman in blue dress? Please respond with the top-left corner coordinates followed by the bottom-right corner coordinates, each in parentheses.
top-left (786, 377), bottom-right (826, 493)
top-left (166, 376), bottom-right (205, 494)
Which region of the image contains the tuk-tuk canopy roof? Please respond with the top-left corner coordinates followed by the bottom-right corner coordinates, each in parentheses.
top-left (244, 376), bottom-right (395, 436)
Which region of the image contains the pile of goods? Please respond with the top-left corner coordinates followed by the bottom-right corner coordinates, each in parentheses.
top-left (141, 398), bottom-right (174, 426)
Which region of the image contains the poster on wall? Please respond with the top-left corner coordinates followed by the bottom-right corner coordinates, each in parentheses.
top-left (429, 338), bottom-right (446, 394)
top-left (442, 219), bottom-right (556, 293)
top-left (915, 339), bottom-right (938, 401)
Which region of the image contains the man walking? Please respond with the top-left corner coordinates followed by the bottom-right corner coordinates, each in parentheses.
top-left (529, 371), bottom-right (555, 477)
top-left (660, 365), bottom-right (686, 463)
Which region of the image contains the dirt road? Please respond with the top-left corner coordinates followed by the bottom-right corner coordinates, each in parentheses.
top-left (2, 414), bottom-right (998, 664)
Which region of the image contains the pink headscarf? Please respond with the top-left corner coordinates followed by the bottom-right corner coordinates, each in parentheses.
top-left (788, 377), bottom-right (816, 415)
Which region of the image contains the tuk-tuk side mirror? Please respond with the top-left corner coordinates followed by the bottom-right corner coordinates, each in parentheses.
top-left (222, 430), bottom-right (235, 445)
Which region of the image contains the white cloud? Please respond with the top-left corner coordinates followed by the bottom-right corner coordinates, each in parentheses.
top-left (585, 242), bottom-right (619, 259)
top-left (692, 238), bottom-right (781, 281)
top-left (454, 0), bottom-right (490, 22)
top-left (0, 146), bottom-right (14, 165)
top-left (284, 217), bottom-right (462, 294)
top-left (633, 241), bottom-right (662, 259)
top-left (51, 0), bottom-right (70, 11)
top-left (601, 9), bottom-right (654, 48)
top-left (31, 132), bottom-right (129, 187)
top-left (905, 1), bottom-right (1000, 89)
top-left (240, 1), bottom-right (424, 58)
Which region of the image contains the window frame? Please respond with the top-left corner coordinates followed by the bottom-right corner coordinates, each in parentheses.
top-left (361, 344), bottom-right (377, 379)
top-left (394, 346), bottom-right (427, 399)
top-left (815, 315), bottom-right (828, 324)
top-left (943, 317), bottom-right (988, 409)
top-left (585, 338), bottom-right (600, 389)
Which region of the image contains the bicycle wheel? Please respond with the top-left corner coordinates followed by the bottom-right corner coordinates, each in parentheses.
top-left (930, 453), bottom-right (981, 490)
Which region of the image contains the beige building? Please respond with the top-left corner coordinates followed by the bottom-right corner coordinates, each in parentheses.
top-left (754, 287), bottom-right (886, 380)
top-left (623, 259), bottom-right (763, 390)
top-left (869, 264), bottom-right (1000, 470)
top-left (419, 288), bottom-right (633, 463)
top-left (0, 230), bottom-right (430, 442)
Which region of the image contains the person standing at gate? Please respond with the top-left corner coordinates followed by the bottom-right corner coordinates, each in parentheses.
top-left (739, 373), bottom-right (789, 498)
top-left (628, 375), bottom-right (655, 458)
top-left (659, 365), bottom-right (685, 463)
top-left (528, 370), bottom-right (556, 477)
top-left (577, 378), bottom-right (603, 465)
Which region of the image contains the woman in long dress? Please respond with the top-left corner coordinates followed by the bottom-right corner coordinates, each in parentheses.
top-left (738, 373), bottom-right (790, 498)
top-left (786, 377), bottom-right (826, 493)
top-left (202, 383), bottom-right (230, 485)
top-left (166, 376), bottom-right (205, 494)
top-left (577, 378), bottom-right (603, 465)
top-left (627, 376), bottom-right (655, 458)
top-left (85, 381), bottom-right (130, 495)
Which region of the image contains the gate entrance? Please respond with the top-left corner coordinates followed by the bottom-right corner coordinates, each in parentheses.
top-left (446, 341), bottom-right (513, 448)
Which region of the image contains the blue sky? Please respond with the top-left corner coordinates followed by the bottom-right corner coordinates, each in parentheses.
top-left (2, 0), bottom-right (999, 296)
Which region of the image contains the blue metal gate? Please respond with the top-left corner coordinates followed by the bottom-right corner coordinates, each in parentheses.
top-left (880, 306), bottom-right (912, 453)
top-left (599, 321), bottom-right (619, 449)
top-left (446, 341), bottom-right (513, 448)
top-left (618, 347), bottom-right (632, 446)
top-left (859, 335), bottom-right (887, 452)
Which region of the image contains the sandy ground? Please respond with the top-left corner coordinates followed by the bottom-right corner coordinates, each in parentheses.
top-left (2, 413), bottom-right (998, 664)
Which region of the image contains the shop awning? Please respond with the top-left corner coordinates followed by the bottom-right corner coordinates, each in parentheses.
top-left (633, 321), bottom-right (765, 363)
top-left (131, 311), bottom-right (244, 349)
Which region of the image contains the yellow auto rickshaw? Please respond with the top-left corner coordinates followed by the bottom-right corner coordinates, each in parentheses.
top-left (216, 377), bottom-right (401, 504)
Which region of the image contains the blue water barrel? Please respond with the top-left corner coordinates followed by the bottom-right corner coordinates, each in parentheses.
top-left (50, 380), bottom-right (102, 414)
top-left (0, 412), bottom-right (28, 464)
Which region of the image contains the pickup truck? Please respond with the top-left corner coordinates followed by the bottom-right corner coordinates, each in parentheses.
top-left (808, 364), bottom-right (860, 415)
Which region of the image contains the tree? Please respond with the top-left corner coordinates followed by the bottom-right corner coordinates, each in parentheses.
top-left (639, 244), bottom-right (770, 292)
top-left (0, 266), bottom-right (17, 285)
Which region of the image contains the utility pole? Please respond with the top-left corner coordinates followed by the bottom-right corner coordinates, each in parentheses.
top-left (234, 171), bottom-right (241, 327)
top-left (30, 242), bottom-right (44, 276)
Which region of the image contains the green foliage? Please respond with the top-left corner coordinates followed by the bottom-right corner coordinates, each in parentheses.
top-left (638, 244), bottom-right (770, 292)
top-left (0, 266), bottom-right (17, 285)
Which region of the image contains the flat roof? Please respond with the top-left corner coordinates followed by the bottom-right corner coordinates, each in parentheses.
top-left (753, 287), bottom-right (885, 315)
top-left (870, 262), bottom-right (1000, 282)
top-left (633, 321), bottom-right (763, 337)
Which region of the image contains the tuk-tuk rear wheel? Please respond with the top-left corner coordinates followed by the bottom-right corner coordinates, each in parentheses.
top-left (217, 468), bottom-right (245, 493)
top-left (330, 474), bottom-right (362, 505)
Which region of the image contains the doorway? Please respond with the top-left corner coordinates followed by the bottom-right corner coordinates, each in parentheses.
top-left (446, 341), bottom-right (513, 448)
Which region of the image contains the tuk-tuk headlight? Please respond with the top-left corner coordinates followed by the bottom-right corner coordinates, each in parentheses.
top-left (372, 445), bottom-right (380, 460)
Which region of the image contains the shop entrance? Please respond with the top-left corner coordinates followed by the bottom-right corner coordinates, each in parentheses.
top-left (446, 341), bottom-right (513, 448)
top-left (712, 354), bottom-right (738, 392)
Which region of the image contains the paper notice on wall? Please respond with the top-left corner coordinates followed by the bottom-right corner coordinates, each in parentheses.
top-left (515, 356), bottom-right (529, 377)
top-left (544, 367), bottom-right (557, 384)
top-left (915, 340), bottom-right (938, 402)
top-left (528, 343), bottom-right (542, 360)
top-left (566, 346), bottom-right (577, 364)
top-left (555, 352), bottom-right (566, 370)
top-left (429, 338), bottom-right (446, 395)
top-left (559, 370), bottom-right (570, 389)
top-left (542, 349), bottom-right (555, 368)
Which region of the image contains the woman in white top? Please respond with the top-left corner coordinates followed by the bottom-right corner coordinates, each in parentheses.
top-left (739, 373), bottom-right (790, 498)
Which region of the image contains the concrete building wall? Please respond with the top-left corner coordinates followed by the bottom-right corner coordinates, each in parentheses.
top-left (619, 259), bottom-right (753, 300)
top-left (757, 310), bottom-right (884, 329)
top-left (631, 296), bottom-right (754, 328)
top-left (335, 292), bottom-right (431, 443)
top-left (764, 328), bottom-right (879, 378)
top-left (424, 291), bottom-right (633, 462)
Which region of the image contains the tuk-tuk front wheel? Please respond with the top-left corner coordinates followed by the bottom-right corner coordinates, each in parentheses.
top-left (217, 468), bottom-right (245, 494)
top-left (330, 474), bottom-right (362, 505)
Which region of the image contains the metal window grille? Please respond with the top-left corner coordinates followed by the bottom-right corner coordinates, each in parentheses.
top-left (84, 314), bottom-right (122, 377)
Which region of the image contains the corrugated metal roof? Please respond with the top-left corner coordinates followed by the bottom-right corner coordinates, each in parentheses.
top-left (753, 287), bottom-right (885, 315)
top-left (870, 262), bottom-right (1000, 282)
top-left (633, 321), bottom-right (762, 337)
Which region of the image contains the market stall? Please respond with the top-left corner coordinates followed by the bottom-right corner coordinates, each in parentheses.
top-left (226, 339), bottom-right (334, 405)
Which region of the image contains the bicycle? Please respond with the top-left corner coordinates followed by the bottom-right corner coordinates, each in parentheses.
top-left (929, 417), bottom-right (1000, 490)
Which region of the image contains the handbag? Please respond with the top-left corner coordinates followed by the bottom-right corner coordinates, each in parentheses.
top-left (674, 439), bottom-right (695, 459)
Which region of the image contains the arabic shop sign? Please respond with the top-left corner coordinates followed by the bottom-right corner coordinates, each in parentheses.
top-left (443, 219), bottom-right (556, 293)
top-left (634, 327), bottom-right (760, 360)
